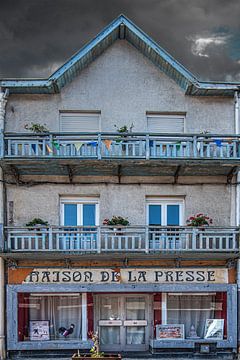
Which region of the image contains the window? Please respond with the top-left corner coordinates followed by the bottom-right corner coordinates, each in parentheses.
top-left (147, 198), bottom-right (184, 226)
top-left (147, 114), bottom-right (185, 133)
top-left (146, 198), bottom-right (184, 249)
top-left (59, 112), bottom-right (100, 132)
top-left (59, 198), bottom-right (99, 250)
top-left (18, 293), bottom-right (82, 341)
top-left (154, 292), bottom-right (227, 340)
top-left (60, 197), bottom-right (99, 226)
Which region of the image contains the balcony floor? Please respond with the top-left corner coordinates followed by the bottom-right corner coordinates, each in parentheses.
top-left (2, 251), bottom-right (239, 261)
top-left (1, 158), bottom-right (239, 178)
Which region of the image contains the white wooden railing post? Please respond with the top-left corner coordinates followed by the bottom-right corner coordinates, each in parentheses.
top-left (48, 227), bottom-right (53, 250)
top-left (97, 133), bottom-right (102, 159)
top-left (192, 228), bottom-right (197, 250)
top-left (193, 136), bottom-right (197, 158)
top-left (145, 226), bottom-right (149, 253)
top-left (97, 226), bottom-right (101, 253)
top-left (146, 134), bottom-right (150, 160)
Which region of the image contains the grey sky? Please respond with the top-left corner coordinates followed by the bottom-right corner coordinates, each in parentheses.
top-left (0, 0), bottom-right (239, 81)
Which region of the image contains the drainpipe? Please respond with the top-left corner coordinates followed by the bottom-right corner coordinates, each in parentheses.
top-left (235, 90), bottom-right (240, 354)
top-left (0, 88), bottom-right (8, 360)
top-left (235, 91), bottom-right (240, 226)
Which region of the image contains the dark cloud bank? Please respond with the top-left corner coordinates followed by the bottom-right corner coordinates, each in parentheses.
top-left (0, 0), bottom-right (239, 81)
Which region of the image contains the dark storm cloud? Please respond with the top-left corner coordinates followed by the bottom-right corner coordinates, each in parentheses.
top-left (0, 0), bottom-right (239, 81)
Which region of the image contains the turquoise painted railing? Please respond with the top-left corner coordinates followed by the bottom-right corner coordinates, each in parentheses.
top-left (5, 226), bottom-right (239, 253)
top-left (1, 132), bottom-right (240, 160)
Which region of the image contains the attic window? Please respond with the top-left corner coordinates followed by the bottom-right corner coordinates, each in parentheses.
top-left (59, 111), bottom-right (100, 132)
top-left (147, 113), bottom-right (185, 133)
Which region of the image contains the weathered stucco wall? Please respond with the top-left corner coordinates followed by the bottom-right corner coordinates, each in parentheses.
top-left (6, 183), bottom-right (232, 226)
top-left (5, 40), bottom-right (234, 134)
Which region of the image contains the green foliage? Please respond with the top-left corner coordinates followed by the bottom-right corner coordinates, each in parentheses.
top-left (26, 218), bottom-right (49, 227)
top-left (186, 213), bottom-right (212, 227)
top-left (103, 216), bottom-right (130, 226)
top-left (114, 123), bottom-right (134, 133)
top-left (88, 331), bottom-right (104, 358)
top-left (24, 122), bottom-right (49, 133)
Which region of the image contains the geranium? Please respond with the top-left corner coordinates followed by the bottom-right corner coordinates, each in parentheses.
top-left (186, 213), bottom-right (213, 227)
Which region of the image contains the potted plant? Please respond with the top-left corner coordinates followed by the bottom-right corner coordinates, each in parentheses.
top-left (114, 124), bottom-right (134, 153)
top-left (24, 122), bottom-right (49, 133)
top-left (103, 216), bottom-right (130, 235)
top-left (72, 331), bottom-right (121, 359)
top-left (186, 213), bottom-right (213, 228)
top-left (26, 218), bottom-right (49, 236)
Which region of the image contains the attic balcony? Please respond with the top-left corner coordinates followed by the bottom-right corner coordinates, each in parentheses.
top-left (0, 132), bottom-right (240, 179)
top-left (3, 225), bottom-right (239, 259)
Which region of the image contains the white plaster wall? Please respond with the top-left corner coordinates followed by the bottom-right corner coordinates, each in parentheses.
top-left (5, 41), bottom-right (234, 134)
top-left (7, 183), bottom-right (231, 226)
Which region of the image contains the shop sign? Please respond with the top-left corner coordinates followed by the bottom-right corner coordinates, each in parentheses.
top-left (23, 267), bottom-right (228, 284)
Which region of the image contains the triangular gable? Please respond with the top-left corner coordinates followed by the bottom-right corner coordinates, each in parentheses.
top-left (1, 14), bottom-right (240, 96)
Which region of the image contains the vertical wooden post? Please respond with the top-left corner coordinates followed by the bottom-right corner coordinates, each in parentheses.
top-left (97, 133), bottom-right (102, 160)
top-left (97, 226), bottom-right (101, 253)
top-left (145, 226), bottom-right (149, 253)
top-left (146, 134), bottom-right (150, 160)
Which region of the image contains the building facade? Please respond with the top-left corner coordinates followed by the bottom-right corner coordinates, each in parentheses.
top-left (0, 15), bottom-right (240, 358)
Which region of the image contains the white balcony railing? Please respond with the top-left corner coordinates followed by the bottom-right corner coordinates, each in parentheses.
top-left (1, 132), bottom-right (240, 160)
top-left (5, 226), bottom-right (239, 253)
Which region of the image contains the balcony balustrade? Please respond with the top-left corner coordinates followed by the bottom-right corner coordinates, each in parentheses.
top-left (5, 226), bottom-right (239, 253)
top-left (1, 132), bottom-right (240, 160)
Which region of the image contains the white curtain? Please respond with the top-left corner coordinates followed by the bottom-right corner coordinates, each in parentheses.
top-left (167, 294), bottom-right (215, 338)
top-left (29, 295), bottom-right (82, 340)
top-left (126, 297), bottom-right (145, 345)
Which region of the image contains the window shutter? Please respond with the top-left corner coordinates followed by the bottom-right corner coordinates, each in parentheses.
top-left (60, 113), bottom-right (100, 132)
top-left (147, 116), bottom-right (184, 133)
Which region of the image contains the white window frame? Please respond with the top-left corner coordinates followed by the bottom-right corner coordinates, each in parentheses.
top-left (146, 198), bottom-right (184, 226)
top-left (146, 114), bottom-right (186, 133)
top-left (60, 197), bottom-right (99, 226)
top-left (59, 111), bottom-right (101, 132)
top-left (162, 292), bottom-right (219, 325)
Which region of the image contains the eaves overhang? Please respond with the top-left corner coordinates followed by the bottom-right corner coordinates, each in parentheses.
top-left (0, 14), bottom-right (239, 96)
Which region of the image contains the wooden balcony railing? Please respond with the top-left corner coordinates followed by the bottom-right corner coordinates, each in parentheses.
top-left (5, 226), bottom-right (239, 253)
top-left (1, 132), bottom-right (240, 160)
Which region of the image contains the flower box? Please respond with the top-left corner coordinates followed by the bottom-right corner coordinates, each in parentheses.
top-left (72, 354), bottom-right (121, 360)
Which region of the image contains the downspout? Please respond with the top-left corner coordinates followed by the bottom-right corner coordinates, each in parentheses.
top-left (235, 90), bottom-right (240, 354)
top-left (235, 90), bottom-right (240, 226)
top-left (0, 88), bottom-right (8, 360)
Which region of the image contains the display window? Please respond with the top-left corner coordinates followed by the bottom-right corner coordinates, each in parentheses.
top-left (18, 293), bottom-right (88, 341)
top-left (154, 292), bottom-right (227, 340)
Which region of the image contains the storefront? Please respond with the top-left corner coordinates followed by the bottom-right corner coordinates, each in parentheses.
top-left (7, 266), bottom-right (237, 355)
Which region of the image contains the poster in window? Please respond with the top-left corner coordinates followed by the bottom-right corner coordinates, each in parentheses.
top-left (29, 320), bottom-right (50, 341)
top-left (204, 319), bottom-right (224, 340)
top-left (156, 324), bottom-right (184, 340)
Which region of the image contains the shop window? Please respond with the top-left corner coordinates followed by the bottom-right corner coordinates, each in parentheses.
top-left (18, 293), bottom-right (82, 341)
top-left (154, 292), bottom-right (227, 340)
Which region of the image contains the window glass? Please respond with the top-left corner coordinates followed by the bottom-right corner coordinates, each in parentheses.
top-left (167, 205), bottom-right (179, 226)
top-left (153, 292), bottom-right (227, 340)
top-left (149, 205), bottom-right (161, 225)
top-left (83, 204), bottom-right (96, 226)
top-left (18, 293), bottom-right (82, 341)
top-left (64, 204), bottom-right (77, 226)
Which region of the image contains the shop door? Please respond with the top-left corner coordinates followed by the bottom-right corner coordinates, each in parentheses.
top-left (95, 294), bottom-right (151, 352)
